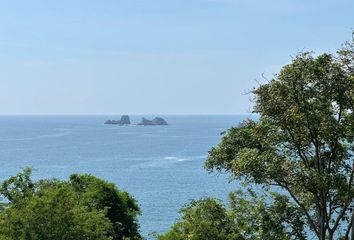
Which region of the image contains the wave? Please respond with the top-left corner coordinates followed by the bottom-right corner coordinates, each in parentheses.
top-left (133, 154), bottom-right (207, 169)
top-left (164, 156), bottom-right (188, 162)
top-left (164, 155), bottom-right (207, 162)
top-left (0, 128), bottom-right (71, 142)
top-left (36, 128), bottom-right (70, 139)
top-left (177, 158), bottom-right (188, 162)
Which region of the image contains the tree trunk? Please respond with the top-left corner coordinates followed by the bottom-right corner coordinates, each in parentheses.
top-left (319, 204), bottom-right (327, 240)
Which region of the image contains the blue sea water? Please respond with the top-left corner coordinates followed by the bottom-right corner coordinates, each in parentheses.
top-left (0, 115), bottom-right (247, 238)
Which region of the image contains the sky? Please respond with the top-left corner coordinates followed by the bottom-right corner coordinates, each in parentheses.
top-left (0, 0), bottom-right (353, 115)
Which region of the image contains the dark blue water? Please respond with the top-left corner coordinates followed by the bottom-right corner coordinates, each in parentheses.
top-left (0, 115), bottom-right (246, 238)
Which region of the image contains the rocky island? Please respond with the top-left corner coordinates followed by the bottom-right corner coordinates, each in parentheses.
top-left (104, 116), bottom-right (168, 126)
top-left (137, 117), bottom-right (168, 126)
top-left (104, 115), bottom-right (131, 125)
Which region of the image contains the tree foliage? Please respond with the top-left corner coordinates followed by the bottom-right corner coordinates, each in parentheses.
top-left (157, 198), bottom-right (239, 240)
top-left (0, 168), bottom-right (141, 240)
top-left (157, 189), bottom-right (306, 240)
top-left (70, 174), bottom-right (141, 240)
top-left (205, 36), bottom-right (354, 240)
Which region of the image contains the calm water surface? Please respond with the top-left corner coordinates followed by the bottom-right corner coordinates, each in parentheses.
top-left (0, 115), bottom-right (247, 238)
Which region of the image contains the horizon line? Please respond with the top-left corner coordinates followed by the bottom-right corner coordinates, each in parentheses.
top-left (0, 113), bottom-right (255, 116)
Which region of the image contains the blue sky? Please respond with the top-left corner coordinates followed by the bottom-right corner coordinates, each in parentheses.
top-left (0, 0), bottom-right (353, 114)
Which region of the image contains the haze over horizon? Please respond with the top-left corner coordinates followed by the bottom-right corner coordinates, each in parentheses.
top-left (1, 0), bottom-right (353, 115)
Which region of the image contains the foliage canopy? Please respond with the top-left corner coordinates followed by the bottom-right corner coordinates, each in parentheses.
top-left (0, 168), bottom-right (141, 240)
top-left (205, 37), bottom-right (353, 240)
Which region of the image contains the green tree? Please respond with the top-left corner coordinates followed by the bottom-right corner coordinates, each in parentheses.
top-left (233, 189), bottom-right (307, 239)
top-left (205, 37), bottom-right (354, 240)
top-left (157, 198), bottom-right (240, 240)
top-left (0, 167), bottom-right (36, 203)
top-left (0, 180), bottom-right (113, 240)
top-left (70, 174), bottom-right (141, 240)
top-left (158, 189), bottom-right (306, 240)
top-left (0, 169), bottom-right (141, 240)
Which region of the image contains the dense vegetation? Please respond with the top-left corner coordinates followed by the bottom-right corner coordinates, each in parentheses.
top-left (159, 35), bottom-right (353, 240)
top-left (158, 191), bottom-right (305, 240)
top-left (0, 168), bottom-right (141, 240)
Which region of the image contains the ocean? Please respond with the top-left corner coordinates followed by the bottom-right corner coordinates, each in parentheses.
top-left (0, 115), bottom-right (247, 238)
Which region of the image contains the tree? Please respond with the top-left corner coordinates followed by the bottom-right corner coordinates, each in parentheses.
top-left (157, 198), bottom-right (240, 240)
top-left (70, 174), bottom-right (141, 240)
top-left (0, 169), bottom-right (141, 240)
top-left (228, 189), bottom-right (306, 240)
top-left (0, 179), bottom-right (113, 240)
top-left (158, 190), bottom-right (306, 240)
top-left (205, 36), bottom-right (354, 240)
top-left (0, 167), bottom-right (36, 203)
